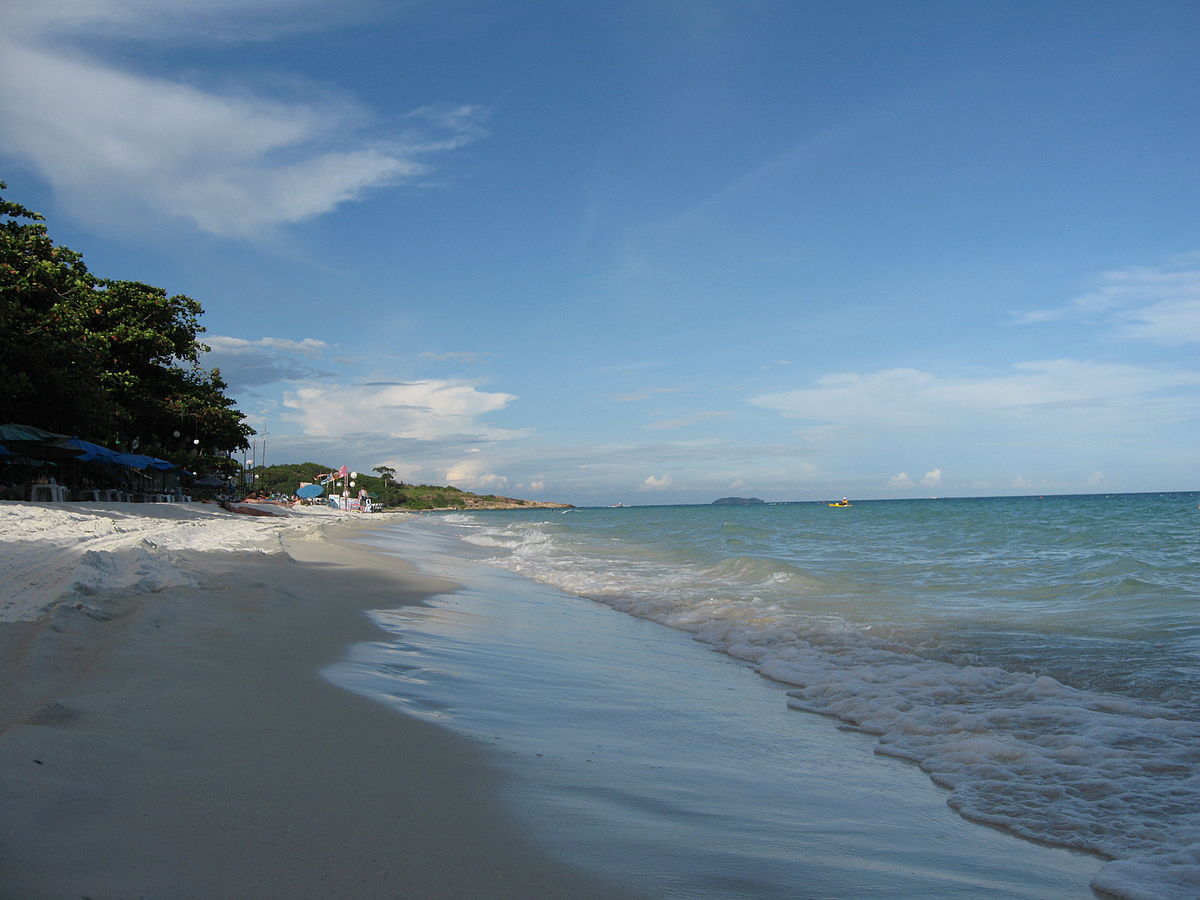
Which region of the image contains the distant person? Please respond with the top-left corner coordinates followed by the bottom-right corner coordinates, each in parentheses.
top-left (218, 500), bottom-right (277, 517)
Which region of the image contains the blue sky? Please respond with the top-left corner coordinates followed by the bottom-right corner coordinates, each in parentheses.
top-left (2, 0), bottom-right (1197, 505)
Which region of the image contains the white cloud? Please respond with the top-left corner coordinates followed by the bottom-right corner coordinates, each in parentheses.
top-left (1116, 297), bottom-right (1200, 345)
top-left (752, 360), bottom-right (1200, 434)
top-left (207, 336), bottom-right (328, 356)
top-left (202, 335), bottom-right (332, 388)
top-left (888, 469), bottom-right (941, 490)
top-left (444, 458), bottom-right (510, 492)
top-left (639, 474), bottom-right (673, 490)
top-left (282, 380), bottom-right (520, 441)
top-left (755, 368), bottom-right (938, 427)
top-left (0, 0), bottom-right (346, 43)
top-left (1013, 254), bottom-right (1200, 345)
top-left (0, 3), bottom-right (485, 236)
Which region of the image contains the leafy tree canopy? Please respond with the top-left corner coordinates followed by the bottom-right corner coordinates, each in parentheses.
top-left (0, 181), bottom-right (252, 467)
top-left (245, 462), bottom-right (539, 511)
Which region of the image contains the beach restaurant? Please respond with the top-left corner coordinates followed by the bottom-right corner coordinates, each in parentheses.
top-left (0, 422), bottom-right (192, 503)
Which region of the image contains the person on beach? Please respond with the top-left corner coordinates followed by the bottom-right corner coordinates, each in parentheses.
top-left (217, 499), bottom-right (278, 517)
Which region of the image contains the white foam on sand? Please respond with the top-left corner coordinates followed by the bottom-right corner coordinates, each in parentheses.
top-left (0, 501), bottom-right (364, 623)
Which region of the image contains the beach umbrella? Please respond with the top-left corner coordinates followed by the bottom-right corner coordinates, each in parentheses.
top-left (63, 438), bottom-right (125, 464)
top-left (0, 423), bottom-right (86, 461)
top-left (296, 483), bottom-right (325, 498)
top-left (0, 438), bottom-right (86, 461)
top-left (0, 423), bottom-right (67, 442)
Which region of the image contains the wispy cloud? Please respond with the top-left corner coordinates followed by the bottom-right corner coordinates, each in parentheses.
top-left (610, 387), bottom-right (685, 403)
top-left (1, 0), bottom-right (355, 43)
top-left (419, 350), bottom-right (496, 364)
top-left (644, 411), bottom-right (730, 430)
top-left (208, 336), bottom-right (328, 356)
top-left (0, 1), bottom-right (485, 237)
top-left (1013, 254), bottom-right (1200, 345)
top-left (202, 335), bottom-right (333, 389)
top-left (752, 360), bottom-right (1200, 434)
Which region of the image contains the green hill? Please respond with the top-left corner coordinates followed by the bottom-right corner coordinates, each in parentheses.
top-left (242, 462), bottom-right (570, 511)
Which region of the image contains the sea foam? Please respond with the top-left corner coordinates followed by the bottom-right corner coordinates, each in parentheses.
top-left (450, 499), bottom-right (1200, 899)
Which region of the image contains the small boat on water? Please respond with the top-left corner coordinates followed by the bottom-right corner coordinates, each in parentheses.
top-left (828, 499), bottom-right (852, 507)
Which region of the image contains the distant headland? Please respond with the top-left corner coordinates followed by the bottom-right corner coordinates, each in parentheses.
top-left (712, 497), bottom-right (765, 506)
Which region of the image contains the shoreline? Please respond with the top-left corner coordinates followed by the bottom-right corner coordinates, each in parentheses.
top-left (338, 514), bottom-right (1111, 899)
top-left (0, 504), bottom-right (636, 898)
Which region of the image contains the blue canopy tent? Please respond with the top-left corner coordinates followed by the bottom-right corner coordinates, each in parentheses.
top-left (0, 423), bottom-right (87, 462)
top-left (2, 424), bottom-right (186, 500)
top-left (63, 438), bottom-right (177, 471)
top-left (58, 439), bottom-right (181, 496)
top-left (0, 423), bottom-right (69, 443)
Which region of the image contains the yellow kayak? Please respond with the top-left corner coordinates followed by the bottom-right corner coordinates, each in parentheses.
top-left (828, 501), bottom-right (852, 507)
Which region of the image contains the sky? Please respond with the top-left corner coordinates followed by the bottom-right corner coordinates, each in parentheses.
top-left (1, 0), bottom-right (1197, 505)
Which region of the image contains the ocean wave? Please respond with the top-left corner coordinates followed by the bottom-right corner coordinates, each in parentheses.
top-left (451, 507), bottom-right (1200, 899)
top-left (704, 555), bottom-right (819, 589)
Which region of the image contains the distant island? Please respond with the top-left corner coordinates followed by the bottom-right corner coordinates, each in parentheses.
top-left (712, 497), bottom-right (765, 506)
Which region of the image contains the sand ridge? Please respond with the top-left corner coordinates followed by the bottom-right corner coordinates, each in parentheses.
top-left (0, 501), bottom-right (376, 623)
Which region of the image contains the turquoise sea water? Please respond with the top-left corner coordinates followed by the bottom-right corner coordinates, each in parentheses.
top-left (335, 493), bottom-right (1198, 899)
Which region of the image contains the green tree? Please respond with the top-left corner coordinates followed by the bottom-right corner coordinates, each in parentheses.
top-left (0, 186), bottom-right (108, 435)
top-left (0, 181), bottom-right (252, 461)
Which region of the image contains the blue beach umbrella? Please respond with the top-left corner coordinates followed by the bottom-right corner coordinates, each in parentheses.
top-left (296, 483), bottom-right (325, 498)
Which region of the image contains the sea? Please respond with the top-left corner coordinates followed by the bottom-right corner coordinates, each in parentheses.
top-left (329, 493), bottom-right (1199, 899)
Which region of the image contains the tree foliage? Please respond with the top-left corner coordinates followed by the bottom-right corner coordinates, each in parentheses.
top-left (247, 462), bottom-right (502, 510)
top-left (0, 182), bottom-right (252, 464)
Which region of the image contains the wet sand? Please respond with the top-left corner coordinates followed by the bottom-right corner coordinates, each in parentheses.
top-left (0, 512), bottom-right (636, 899)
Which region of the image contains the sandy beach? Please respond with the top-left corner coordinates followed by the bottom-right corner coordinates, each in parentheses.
top-left (0, 500), bottom-right (1130, 899)
top-left (0, 502), bottom-right (635, 899)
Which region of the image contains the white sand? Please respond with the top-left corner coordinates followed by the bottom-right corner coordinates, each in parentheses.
top-left (0, 499), bottom-right (635, 898)
top-left (0, 500), bottom-right (364, 622)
